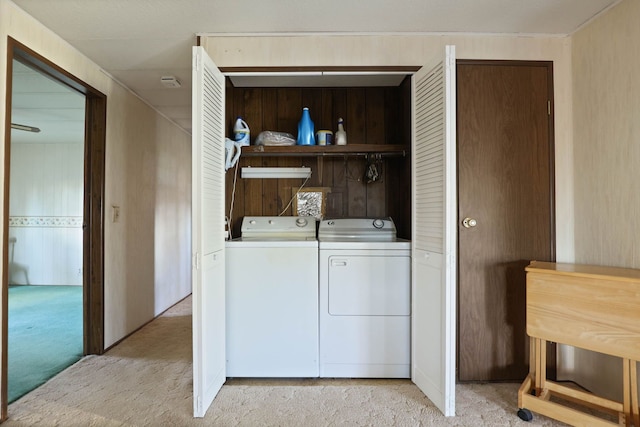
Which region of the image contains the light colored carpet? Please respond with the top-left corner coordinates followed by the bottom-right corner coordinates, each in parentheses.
top-left (5, 296), bottom-right (568, 426)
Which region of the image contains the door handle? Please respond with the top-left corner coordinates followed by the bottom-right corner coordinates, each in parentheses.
top-left (330, 259), bottom-right (347, 267)
top-left (462, 217), bottom-right (477, 228)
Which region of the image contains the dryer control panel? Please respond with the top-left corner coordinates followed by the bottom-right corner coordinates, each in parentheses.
top-left (318, 217), bottom-right (397, 241)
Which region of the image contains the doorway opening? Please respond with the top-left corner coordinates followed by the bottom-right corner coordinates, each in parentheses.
top-left (7, 58), bottom-right (86, 403)
top-left (2, 38), bottom-right (106, 418)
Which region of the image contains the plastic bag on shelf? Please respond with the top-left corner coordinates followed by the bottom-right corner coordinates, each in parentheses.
top-left (255, 131), bottom-right (296, 146)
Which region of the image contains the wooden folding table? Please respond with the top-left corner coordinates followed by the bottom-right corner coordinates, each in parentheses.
top-left (518, 261), bottom-right (640, 426)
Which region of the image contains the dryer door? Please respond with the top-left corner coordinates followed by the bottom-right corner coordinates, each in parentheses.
top-left (328, 255), bottom-right (410, 316)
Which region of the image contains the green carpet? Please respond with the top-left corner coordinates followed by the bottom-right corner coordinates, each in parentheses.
top-left (8, 285), bottom-right (83, 403)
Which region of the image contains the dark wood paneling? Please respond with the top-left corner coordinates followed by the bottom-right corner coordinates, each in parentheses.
top-left (386, 77), bottom-right (412, 240)
top-left (364, 87), bottom-right (387, 217)
top-left (346, 88), bottom-right (366, 144)
top-left (331, 89), bottom-right (348, 219)
top-left (84, 94), bottom-right (106, 358)
top-left (345, 88), bottom-right (367, 217)
top-left (243, 156), bottom-right (263, 215)
top-left (365, 88), bottom-right (385, 145)
top-left (260, 89), bottom-right (279, 215)
top-left (225, 85), bottom-right (411, 237)
top-left (384, 86), bottom-right (401, 145)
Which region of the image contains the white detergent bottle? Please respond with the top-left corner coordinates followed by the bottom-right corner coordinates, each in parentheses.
top-left (233, 117), bottom-right (250, 146)
top-left (335, 117), bottom-right (347, 145)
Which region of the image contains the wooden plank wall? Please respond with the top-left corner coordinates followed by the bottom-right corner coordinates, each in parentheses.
top-left (224, 80), bottom-right (412, 239)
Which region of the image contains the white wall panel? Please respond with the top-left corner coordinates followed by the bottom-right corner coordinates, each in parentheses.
top-left (8, 227), bottom-right (82, 286)
top-left (567, 0), bottom-right (640, 402)
top-left (153, 119), bottom-right (192, 314)
top-left (8, 142), bottom-right (83, 286)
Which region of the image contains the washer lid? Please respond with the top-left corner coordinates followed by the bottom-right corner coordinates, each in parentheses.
top-left (318, 217), bottom-right (397, 241)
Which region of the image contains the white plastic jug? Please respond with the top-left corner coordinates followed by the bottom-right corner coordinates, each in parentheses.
top-left (233, 117), bottom-right (250, 146)
top-left (335, 118), bottom-right (347, 145)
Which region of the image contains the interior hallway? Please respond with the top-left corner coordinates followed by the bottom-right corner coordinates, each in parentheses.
top-left (5, 296), bottom-right (565, 426)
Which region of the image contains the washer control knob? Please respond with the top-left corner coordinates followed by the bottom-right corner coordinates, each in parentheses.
top-left (373, 218), bottom-right (385, 229)
top-left (249, 220), bottom-right (256, 225)
top-left (295, 218), bottom-right (308, 227)
top-left (268, 220), bottom-right (274, 225)
top-left (327, 220), bottom-right (335, 226)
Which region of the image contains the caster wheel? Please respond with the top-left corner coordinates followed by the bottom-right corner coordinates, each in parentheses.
top-left (517, 408), bottom-right (533, 422)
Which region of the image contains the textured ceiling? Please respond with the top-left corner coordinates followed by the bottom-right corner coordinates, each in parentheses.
top-left (11, 0), bottom-right (621, 134)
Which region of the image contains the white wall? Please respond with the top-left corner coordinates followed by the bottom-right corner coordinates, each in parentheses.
top-left (8, 141), bottom-right (83, 286)
top-left (203, 34), bottom-right (575, 263)
top-left (568, 0), bottom-right (640, 401)
top-left (0, 0), bottom-right (192, 349)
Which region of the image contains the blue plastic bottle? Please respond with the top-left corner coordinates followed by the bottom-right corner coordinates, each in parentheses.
top-left (296, 107), bottom-right (316, 145)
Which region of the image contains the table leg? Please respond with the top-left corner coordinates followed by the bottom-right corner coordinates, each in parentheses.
top-left (630, 360), bottom-right (639, 427)
top-left (623, 359), bottom-right (631, 427)
top-left (539, 339), bottom-right (547, 392)
top-left (534, 338), bottom-right (544, 392)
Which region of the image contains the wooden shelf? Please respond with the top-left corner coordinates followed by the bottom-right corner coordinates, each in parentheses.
top-left (241, 144), bottom-right (408, 157)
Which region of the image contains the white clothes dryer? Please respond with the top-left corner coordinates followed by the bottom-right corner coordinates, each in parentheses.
top-left (318, 218), bottom-right (411, 378)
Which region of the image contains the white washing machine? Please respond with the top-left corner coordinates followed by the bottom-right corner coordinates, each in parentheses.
top-left (318, 217), bottom-right (411, 378)
top-left (225, 216), bottom-right (318, 377)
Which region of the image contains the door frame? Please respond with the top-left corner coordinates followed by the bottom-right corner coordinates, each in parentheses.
top-left (455, 59), bottom-right (557, 380)
top-left (1, 37), bottom-right (106, 419)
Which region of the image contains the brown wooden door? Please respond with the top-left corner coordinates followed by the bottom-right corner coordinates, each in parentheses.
top-left (456, 62), bottom-right (555, 382)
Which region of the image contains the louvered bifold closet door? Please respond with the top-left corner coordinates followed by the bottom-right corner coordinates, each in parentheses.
top-left (192, 46), bottom-right (226, 418)
top-left (411, 45), bottom-right (457, 417)
top-left (200, 61), bottom-right (226, 254)
top-left (414, 62), bottom-right (445, 253)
